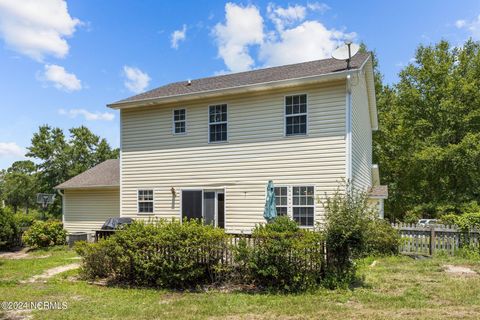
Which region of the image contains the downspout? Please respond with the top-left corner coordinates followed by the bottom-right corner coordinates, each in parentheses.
top-left (345, 74), bottom-right (353, 185)
top-left (56, 189), bottom-right (65, 224)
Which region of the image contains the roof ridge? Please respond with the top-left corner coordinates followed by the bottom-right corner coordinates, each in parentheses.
top-left (111, 52), bottom-right (370, 106)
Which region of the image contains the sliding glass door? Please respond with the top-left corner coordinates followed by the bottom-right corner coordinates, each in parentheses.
top-left (181, 189), bottom-right (224, 228)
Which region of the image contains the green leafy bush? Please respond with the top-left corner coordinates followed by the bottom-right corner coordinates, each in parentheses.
top-left (403, 210), bottom-right (421, 224)
top-left (440, 212), bottom-right (480, 231)
top-left (13, 213), bottom-right (36, 228)
top-left (76, 219), bottom-right (228, 288)
top-left (234, 216), bottom-right (324, 292)
top-left (323, 187), bottom-right (369, 285)
top-left (0, 208), bottom-right (20, 249)
top-left (22, 220), bottom-right (67, 248)
top-left (363, 219), bottom-right (400, 256)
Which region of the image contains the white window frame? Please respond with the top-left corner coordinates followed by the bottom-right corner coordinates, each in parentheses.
top-left (291, 185), bottom-right (315, 227)
top-left (274, 185), bottom-right (289, 216)
top-left (208, 104), bottom-right (228, 143)
top-left (173, 108), bottom-right (187, 135)
top-left (284, 94), bottom-right (308, 137)
top-left (137, 189), bottom-right (154, 214)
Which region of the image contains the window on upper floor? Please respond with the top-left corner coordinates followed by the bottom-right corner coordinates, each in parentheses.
top-left (209, 104), bottom-right (227, 142)
top-left (173, 108), bottom-right (186, 134)
top-left (138, 189), bottom-right (154, 213)
top-left (285, 94), bottom-right (307, 136)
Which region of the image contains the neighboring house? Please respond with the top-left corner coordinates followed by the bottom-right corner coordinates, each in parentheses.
top-left (55, 52), bottom-right (387, 237)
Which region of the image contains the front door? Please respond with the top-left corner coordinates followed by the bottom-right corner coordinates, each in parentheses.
top-left (181, 189), bottom-right (225, 228)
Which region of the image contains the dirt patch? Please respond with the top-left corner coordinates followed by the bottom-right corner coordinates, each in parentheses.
top-left (23, 263), bottom-right (80, 283)
top-left (443, 264), bottom-right (477, 276)
top-left (0, 248), bottom-right (50, 260)
top-left (0, 248), bottom-right (30, 260)
top-left (2, 309), bottom-right (32, 320)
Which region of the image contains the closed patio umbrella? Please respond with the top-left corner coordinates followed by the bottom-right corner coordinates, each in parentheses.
top-left (263, 180), bottom-right (277, 222)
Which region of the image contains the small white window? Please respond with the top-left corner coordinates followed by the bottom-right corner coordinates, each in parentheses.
top-left (209, 104), bottom-right (227, 142)
top-left (285, 94), bottom-right (307, 136)
top-left (274, 186), bottom-right (288, 216)
top-left (292, 186), bottom-right (314, 226)
top-left (138, 190), bottom-right (154, 213)
top-left (173, 109), bottom-right (186, 134)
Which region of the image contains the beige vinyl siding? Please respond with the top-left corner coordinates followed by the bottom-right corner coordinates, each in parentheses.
top-left (121, 81), bottom-right (347, 233)
top-left (63, 188), bottom-right (120, 235)
top-left (351, 71), bottom-right (373, 191)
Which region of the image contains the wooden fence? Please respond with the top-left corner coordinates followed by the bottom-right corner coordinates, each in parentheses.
top-left (391, 223), bottom-right (480, 255)
top-left (94, 231), bottom-right (325, 275)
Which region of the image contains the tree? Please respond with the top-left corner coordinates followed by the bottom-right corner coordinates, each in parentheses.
top-left (2, 161), bottom-right (37, 213)
top-left (374, 39), bottom-right (480, 220)
top-left (26, 125), bottom-right (119, 215)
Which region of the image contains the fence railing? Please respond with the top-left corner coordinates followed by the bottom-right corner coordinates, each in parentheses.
top-left (94, 231), bottom-right (325, 276)
top-left (391, 223), bottom-right (480, 255)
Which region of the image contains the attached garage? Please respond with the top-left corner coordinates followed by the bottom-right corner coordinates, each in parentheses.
top-left (55, 159), bottom-right (120, 239)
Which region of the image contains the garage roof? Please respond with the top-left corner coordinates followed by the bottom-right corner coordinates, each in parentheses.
top-left (369, 185), bottom-right (388, 199)
top-left (54, 159), bottom-right (119, 189)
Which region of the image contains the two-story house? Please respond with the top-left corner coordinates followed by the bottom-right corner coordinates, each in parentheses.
top-left (55, 52), bottom-right (387, 238)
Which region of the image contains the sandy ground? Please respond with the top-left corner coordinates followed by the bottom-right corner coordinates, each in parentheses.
top-left (444, 264), bottom-right (477, 276)
top-left (23, 263), bottom-right (80, 283)
top-left (0, 248), bottom-right (50, 260)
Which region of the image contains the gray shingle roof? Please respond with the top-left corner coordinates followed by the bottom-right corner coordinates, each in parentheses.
top-left (369, 185), bottom-right (388, 198)
top-left (55, 159), bottom-right (119, 189)
top-left (112, 53), bottom-right (370, 105)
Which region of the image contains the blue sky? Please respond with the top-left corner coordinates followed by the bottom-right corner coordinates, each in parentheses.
top-left (0, 0), bottom-right (479, 169)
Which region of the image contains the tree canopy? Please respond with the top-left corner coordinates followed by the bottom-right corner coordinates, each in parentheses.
top-left (374, 39), bottom-right (480, 220)
top-left (0, 125), bottom-right (118, 215)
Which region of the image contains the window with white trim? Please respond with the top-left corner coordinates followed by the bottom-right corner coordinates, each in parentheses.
top-left (285, 94), bottom-right (307, 136)
top-left (292, 186), bottom-right (314, 226)
top-left (138, 189), bottom-right (154, 213)
top-left (274, 186), bottom-right (288, 216)
top-left (209, 104), bottom-right (227, 142)
top-left (173, 109), bottom-right (186, 134)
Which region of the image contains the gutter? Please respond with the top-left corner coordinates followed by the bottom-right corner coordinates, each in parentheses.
top-left (345, 73), bottom-right (353, 183)
top-left (56, 189), bottom-right (65, 225)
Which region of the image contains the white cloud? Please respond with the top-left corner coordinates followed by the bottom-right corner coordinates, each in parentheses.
top-left (0, 142), bottom-right (24, 158)
top-left (455, 15), bottom-right (480, 39)
top-left (0, 0), bottom-right (81, 61)
top-left (123, 66), bottom-right (151, 94)
top-left (58, 108), bottom-right (115, 121)
top-left (212, 3), bottom-right (355, 72)
top-left (455, 19), bottom-right (466, 29)
top-left (307, 2), bottom-right (330, 13)
top-left (213, 3), bottom-right (264, 72)
top-left (260, 20), bottom-right (355, 67)
top-left (42, 64), bottom-right (82, 92)
top-left (267, 3), bottom-right (306, 31)
top-left (171, 24), bottom-right (187, 49)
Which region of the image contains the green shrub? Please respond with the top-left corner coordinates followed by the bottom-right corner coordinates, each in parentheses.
top-left (440, 212), bottom-right (480, 231)
top-left (322, 184), bottom-right (387, 287)
top-left (0, 208), bottom-right (20, 249)
top-left (363, 219), bottom-right (400, 256)
top-left (22, 220), bottom-right (67, 248)
top-left (76, 219), bottom-right (228, 288)
top-left (403, 210), bottom-right (421, 224)
top-left (13, 213), bottom-right (36, 228)
top-left (234, 216), bottom-right (324, 293)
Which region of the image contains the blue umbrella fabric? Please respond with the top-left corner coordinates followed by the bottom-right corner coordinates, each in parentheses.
top-left (263, 180), bottom-right (277, 222)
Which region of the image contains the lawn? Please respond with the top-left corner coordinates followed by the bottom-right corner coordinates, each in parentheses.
top-left (1, 248), bottom-right (480, 319)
